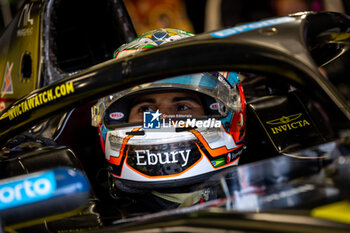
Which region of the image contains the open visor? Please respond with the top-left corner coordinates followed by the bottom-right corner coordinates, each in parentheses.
top-left (91, 72), bottom-right (242, 128)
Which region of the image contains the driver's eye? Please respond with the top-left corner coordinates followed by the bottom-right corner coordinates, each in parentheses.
top-left (137, 105), bottom-right (155, 113)
top-left (176, 104), bottom-right (190, 112)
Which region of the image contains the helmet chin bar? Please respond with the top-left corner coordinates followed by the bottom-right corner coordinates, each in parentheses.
top-left (104, 123), bottom-right (244, 191)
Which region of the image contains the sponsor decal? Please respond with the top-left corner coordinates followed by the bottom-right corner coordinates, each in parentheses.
top-left (143, 110), bottom-right (161, 129)
top-left (17, 3), bottom-right (34, 37)
top-left (217, 74), bottom-right (232, 89)
top-left (109, 112), bottom-right (124, 120)
top-left (1, 62), bottom-right (14, 97)
top-left (0, 81), bottom-right (75, 121)
top-left (209, 103), bottom-right (219, 110)
top-left (266, 113), bottom-right (302, 125)
top-left (226, 152), bottom-right (234, 163)
top-left (134, 149), bottom-right (191, 167)
top-left (212, 158), bottom-right (225, 167)
top-left (266, 113), bottom-right (311, 134)
top-left (211, 16), bottom-right (295, 38)
top-left (0, 171), bottom-right (56, 210)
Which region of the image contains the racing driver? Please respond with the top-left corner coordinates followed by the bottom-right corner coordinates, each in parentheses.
top-left (91, 28), bottom-right (246, 210)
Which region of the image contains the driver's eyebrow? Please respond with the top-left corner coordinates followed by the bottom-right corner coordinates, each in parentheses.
top-left (172, 96), bottom-right (201, 104)
top-left (130, 96), bottom-right (202, 107)
top-left (130, 98), bottom-right (155, 107)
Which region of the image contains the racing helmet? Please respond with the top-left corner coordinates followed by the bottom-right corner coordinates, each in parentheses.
top-left (91, 28), bottom-right (246, 193)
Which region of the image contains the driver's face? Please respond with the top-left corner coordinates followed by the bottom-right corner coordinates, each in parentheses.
top-left (128, 92), bottom-right (204, 122)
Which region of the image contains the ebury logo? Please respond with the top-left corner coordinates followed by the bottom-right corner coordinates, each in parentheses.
top-left (266, 113), bottom-right (310, 134)
top-left (134, 149), bottom-right (191, 167)
top-left (0, 171), bottom-right (56, 210)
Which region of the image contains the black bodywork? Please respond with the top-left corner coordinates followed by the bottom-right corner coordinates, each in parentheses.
top-left (1, 1), bottom-right (350, 232)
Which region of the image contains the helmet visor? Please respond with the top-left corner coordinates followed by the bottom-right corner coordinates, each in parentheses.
top-left (92, 73), bottom-right (241, 128)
